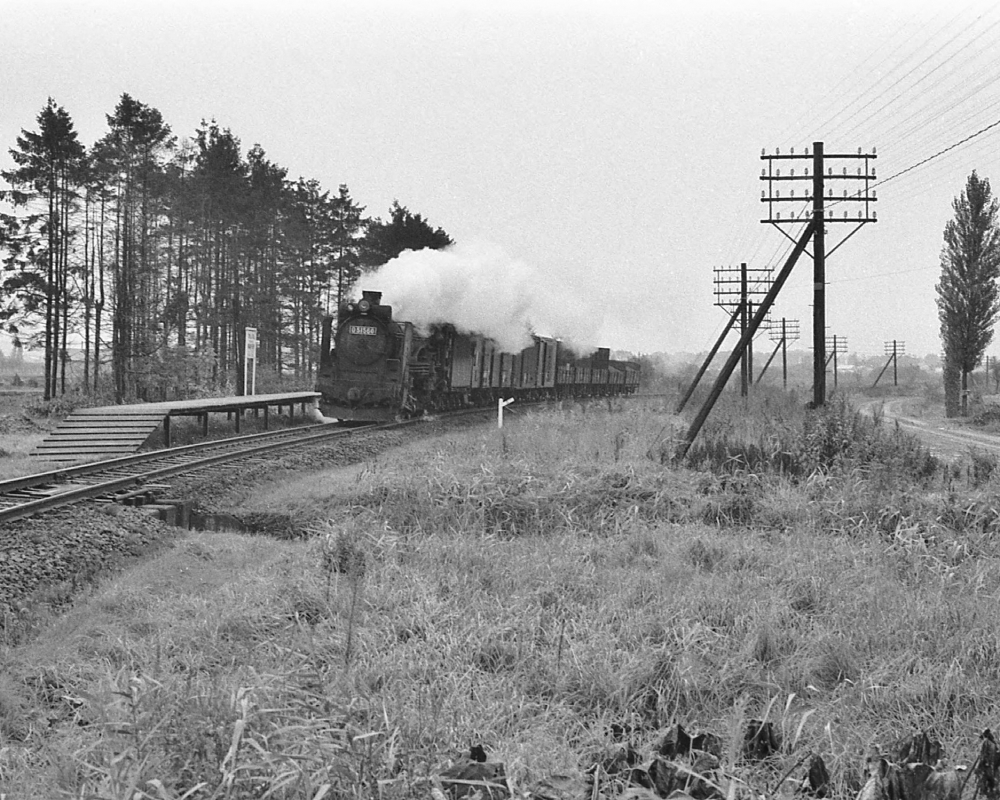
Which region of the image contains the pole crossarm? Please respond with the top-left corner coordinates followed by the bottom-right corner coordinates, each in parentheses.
top-left (769, 318), bottom-right (800, 343)
top-left (760, 147), bottom-right (877, 226)
top-left (678, 218), bottom-right (817, 460)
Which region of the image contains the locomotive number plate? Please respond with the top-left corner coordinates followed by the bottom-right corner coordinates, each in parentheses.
top-left (350, 325), bottom-right (378, 336)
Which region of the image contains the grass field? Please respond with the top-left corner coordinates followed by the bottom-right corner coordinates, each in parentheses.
top-left (1, 391), bottom-right (998, 799)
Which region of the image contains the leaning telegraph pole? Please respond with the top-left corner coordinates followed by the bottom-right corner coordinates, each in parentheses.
top-left (760, 142), bottom-right (877, 407)
top-left (678, 142), bottom-right (877, 459)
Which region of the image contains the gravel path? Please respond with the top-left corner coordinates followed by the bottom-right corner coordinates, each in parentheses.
top-left (857, 397), bottom-right (1000, 460)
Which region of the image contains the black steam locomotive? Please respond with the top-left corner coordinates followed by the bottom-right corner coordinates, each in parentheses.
top-left (316, 290), bottom-right (640, 421)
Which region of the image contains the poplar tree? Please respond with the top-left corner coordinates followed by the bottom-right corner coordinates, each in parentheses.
top-left (937, 171), bottom-right (1000, 416)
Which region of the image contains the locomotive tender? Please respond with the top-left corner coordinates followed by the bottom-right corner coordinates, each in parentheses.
top-left (317, 290), bottom-right (640, 421)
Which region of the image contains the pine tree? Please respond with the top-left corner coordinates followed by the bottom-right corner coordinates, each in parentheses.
top-left (328, 184), bottom-right (368, 312)
top-left (1, 98), bottom-right (86, 399)
top-left (92, 93), bottom-right (174, 401)
top-left (937, 171), bottom-right (1000, 416)
top-left (361, 200), bottom-right (452, 268)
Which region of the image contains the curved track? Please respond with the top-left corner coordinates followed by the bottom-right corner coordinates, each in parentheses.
top-left (0, 421), bottom-right (375, 524)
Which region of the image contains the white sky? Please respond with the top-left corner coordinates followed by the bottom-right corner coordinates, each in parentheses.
top-left (3, 0), bottom-right (1000, 360)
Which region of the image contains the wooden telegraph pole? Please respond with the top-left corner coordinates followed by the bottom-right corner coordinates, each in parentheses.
top-left (712, 262), bottom-right (772, 397)
top-left (760, 143), bottom-right (877, 407)
top-left (678, 142), bottom-right (877, 459)
top-left (825, 334), bottom-right (848, 389)
top-left (759, 317), bottom-right (800, 387)
top-left (872, 340), bottom-right (905, 388)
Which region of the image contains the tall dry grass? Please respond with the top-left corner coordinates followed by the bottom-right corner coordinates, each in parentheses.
top-left (3, 396), bottom-right (1000, 799)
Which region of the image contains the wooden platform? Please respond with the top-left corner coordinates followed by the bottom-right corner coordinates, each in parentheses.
top-left (30, 392), bottom-right (322, 462)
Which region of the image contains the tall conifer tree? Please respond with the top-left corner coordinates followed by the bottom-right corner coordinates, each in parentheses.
top-left (1, 98), bottom-right (86, 399)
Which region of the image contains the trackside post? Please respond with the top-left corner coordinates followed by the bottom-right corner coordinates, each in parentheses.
top-left (498, 398), bottom-right (515, 428)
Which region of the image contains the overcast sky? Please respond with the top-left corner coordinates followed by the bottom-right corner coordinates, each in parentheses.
top-left (3, 0), bottom-right (1000, 359)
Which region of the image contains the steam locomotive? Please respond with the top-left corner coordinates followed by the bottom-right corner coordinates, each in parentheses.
top-left (316, 290), bottom-right (640, 421)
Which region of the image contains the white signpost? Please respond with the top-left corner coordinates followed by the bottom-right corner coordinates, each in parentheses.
top-left (244, 327), bottom-right (258, 395)
top-left (498, 397), bottom-right (515, 428)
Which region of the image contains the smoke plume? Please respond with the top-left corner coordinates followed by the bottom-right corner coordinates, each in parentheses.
top-left (365, 242), bottom-right (606, 352)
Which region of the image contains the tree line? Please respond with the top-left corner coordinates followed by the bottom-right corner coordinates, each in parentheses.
top-left (0, 94), bottom-right (452, 403)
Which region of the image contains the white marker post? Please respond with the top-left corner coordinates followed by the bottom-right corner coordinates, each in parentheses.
top-left (498, 397), bottom-right (515, 428)
top-left (244, 327), bottom-right (258, 395)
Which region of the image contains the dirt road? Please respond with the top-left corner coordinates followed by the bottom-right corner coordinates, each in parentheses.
top-left (858, 397), bottom-right (1000, 460)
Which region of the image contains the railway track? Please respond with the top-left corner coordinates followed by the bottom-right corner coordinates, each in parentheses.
top-left (0, 421), bottom-right (377, 525)
top-left (0, 404), bottom-right (516, 526)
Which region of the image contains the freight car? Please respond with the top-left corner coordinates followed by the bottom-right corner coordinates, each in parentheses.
top-left (317, 290), bottom-right (640, 421)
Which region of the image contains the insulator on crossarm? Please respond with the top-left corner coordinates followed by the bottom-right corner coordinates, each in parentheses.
top-left (776, 148), bottom-right (780, 155)
top-left (873, 147), bottom-right (877, 154)
top-left (873, 211), bottom-right (877, 219)
top-left (761, 168), bottom-right (766, 176)
top-left (843, 167), bottom-right (847, 175)
top-left (791, 147), bottom-right (795, 154)
top-left (761, 190), bottom-right (766, 198)
top-left (857, 167), bottom-right (862, 175)
top-left (762, 148), bottom-right (766, 156)
top-left (791, 168), bottom-right (795, 176)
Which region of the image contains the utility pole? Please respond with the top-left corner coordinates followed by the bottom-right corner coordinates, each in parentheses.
top-left (872, 340), bottom-right (906, 388)
top-left (678, 141), bottom-right (878, 460)
top-left (761, 142), bottom-right (877, 407)
top-left (761, 317), bottom-right (800, 388)
top-left (814, 143), bottom-right (826, 407)
top-left (680, 220), bottom-right (816, 459)
top-left (713, 262), bottom-right (771, 397)
top-left (825, 334), bottom-right (848, 389)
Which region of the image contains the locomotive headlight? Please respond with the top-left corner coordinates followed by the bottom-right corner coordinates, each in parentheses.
top-left (358, 299), bottom-right (371, 313)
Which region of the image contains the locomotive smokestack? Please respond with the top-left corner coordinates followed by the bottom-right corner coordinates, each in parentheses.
top-left (362, 290), bottom-right (382, 305)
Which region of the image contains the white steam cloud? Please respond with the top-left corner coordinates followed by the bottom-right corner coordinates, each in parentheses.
top-left (365, 242), bottom-right (606, 353)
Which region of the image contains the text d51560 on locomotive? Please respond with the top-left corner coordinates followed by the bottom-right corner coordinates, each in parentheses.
top-left (317, 290), bottom-right (640, 421)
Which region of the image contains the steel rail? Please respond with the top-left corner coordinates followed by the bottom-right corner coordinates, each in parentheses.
top-left (0, 421), bottom-right (344, 496)
top-left (0, 422), bottom-right (383, 525)
top-left (0, 407), bottom-right (496, 525)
